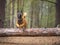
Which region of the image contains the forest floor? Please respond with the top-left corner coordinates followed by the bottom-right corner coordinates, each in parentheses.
top-left (0, 28), bottom-right (60, 45)
top-left (0, 36), bottom-right (60, 45)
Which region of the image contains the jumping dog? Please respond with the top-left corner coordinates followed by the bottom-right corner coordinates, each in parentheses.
top-left (16, 10), bottom-right (27, 31)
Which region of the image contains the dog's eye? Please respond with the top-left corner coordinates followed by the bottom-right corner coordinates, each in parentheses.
top-left (19, 15), bottom-right (21, 17)
top-left (18, 14), bottom-right (22, 18)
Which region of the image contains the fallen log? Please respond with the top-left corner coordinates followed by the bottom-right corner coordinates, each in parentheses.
top-left (0, 28), bottom-right (60, 36)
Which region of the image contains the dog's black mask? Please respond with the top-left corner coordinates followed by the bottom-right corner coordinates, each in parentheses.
top-left (17, 11), bottom-right (23, 24)
top-left (18, 14), bottom-right (22, 19)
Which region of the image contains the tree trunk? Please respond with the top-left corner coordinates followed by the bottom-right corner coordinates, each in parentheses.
top-left (55, 0), bottom-right (60, 26)
top-left (0, 0), bottom-right (6, 28)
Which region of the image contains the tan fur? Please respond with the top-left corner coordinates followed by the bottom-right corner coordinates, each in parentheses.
top-left (16, 14), bottom-right (27, 29)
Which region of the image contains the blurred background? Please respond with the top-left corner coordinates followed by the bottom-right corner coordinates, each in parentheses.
top-left (0, 0), bottom-right (59, 28)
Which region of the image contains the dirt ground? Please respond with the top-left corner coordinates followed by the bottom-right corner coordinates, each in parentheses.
top-left (0, 36), bottom-right (60, 45)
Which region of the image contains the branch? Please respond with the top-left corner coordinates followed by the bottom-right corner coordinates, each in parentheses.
top-left (41, 0), bottom-right (56, 4)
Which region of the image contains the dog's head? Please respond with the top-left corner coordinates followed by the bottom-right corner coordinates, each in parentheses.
top-left (17, 10), bottom-right (23, 20)
top-left (17, 10), bottom-right (23, 24)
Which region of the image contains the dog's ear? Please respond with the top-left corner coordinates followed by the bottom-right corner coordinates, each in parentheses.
top-left (24, 12), bottom-right (27, 16)
top-left (22, 12), bottom-right (27, 18)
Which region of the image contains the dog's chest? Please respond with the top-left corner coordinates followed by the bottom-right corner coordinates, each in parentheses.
top-left (18, 19), bottom-right (23, 25)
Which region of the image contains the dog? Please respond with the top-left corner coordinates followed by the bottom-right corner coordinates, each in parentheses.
top-left (16, 10), bottom-right (27, 31)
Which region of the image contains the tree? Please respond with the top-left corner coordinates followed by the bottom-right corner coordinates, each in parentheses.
top-left (0, 0), bottom-right (6, 28)
top-left (55, 0), bottom-right (60, 26)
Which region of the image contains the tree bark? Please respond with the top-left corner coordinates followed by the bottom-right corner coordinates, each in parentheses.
top-left (55, 0), bottom-right (60, 26)
top-left (0, 0), bottom-right (6, 28)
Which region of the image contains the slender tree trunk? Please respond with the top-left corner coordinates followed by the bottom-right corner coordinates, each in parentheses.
top-left (30, 1), bottom-right (33, 28)
top-left (12, 0), bottom-right (15, 28)
top-left (31, 0), bottom-right (40, 28)
top-left (13, 0), bottom-right (17, 28)
top-left (35, 0), bottom-right (40, 28)
top-left (55, 0), bottom-right (60, 26)
top-left (0, 0), bottom-right (6, 28)
top-left (9, 0), bottom-right (13, 28)
top-left (17, 0), bottom-right (19, 10)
